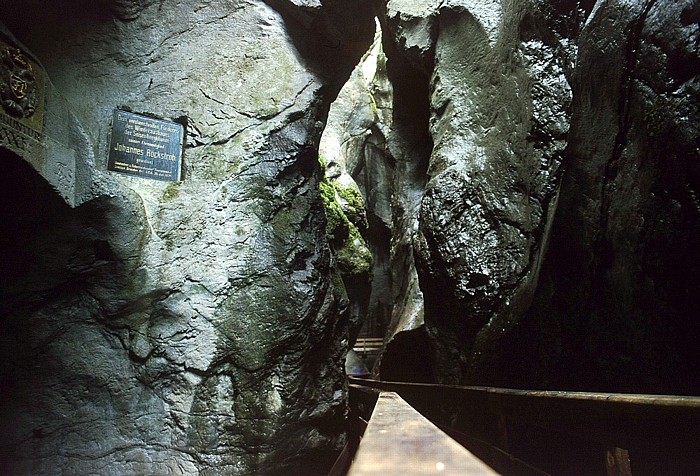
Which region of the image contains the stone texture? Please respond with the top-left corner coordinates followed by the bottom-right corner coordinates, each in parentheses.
top-left (502, 0), bottom-right (700, 394)
top-left (320, 24), bottom-right (393, 344)
top-left (0, 0), bottom-right (375, 474)
top-left (378, 0), bottom-right (700, 393)
top-left (264, 0), bottom-right (698, 398)
top-left (378, 0), bottom-right (570, 385)
top-left (1, 1), bottom-right (700, 474)
top-left (318, 13), bottom-right (433, 380)
top-left (0, 24), bottom-right (110, 208)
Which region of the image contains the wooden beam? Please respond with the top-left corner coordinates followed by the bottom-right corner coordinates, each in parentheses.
top-left (349, 377), bottom-right (700, 474)
top-left (348, 392), bottom-right (500, 475)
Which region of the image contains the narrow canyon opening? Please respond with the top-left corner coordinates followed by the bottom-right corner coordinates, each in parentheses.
top-left (318, 16), bottom-right (435, 381)
top-left (0, 0), bottom-right (698, 474)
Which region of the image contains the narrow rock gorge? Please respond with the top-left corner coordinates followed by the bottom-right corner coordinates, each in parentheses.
top-left (0, 0), bottom-right (698, 474)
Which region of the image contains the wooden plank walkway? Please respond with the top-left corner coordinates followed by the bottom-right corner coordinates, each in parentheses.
top-left (348, 392), bottom-right (500, 475)
top-left (348, 377), bottom-right (700, 475)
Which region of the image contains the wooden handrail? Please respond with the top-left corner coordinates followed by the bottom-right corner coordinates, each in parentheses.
top-left (350, 376), bottom-right (700, 408)
top-left (353, 338), bottom-right (384, 348)
top-left (348, 392), bottom-right (500, 475)
top-left (347, 377), bottom-right (700, 475)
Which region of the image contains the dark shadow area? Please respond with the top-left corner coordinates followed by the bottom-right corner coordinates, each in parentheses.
top-left (362, 213), bottom-right (392, 337)
top-left (379, 327), bottom-right (434, 383)
top-left (1, 0), bottom-right (114, 42)
top-left (262, 0), bottom-right (378, 97)
top-left (0, 147), bottom-right (148, 474)
top-left (0, 148), bottom-right (72, 473)
top-left (0, 148), bottom-right (71, 296)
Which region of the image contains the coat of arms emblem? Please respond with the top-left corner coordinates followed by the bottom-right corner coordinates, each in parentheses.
top-left (0, 46), bottom-right (37, 118)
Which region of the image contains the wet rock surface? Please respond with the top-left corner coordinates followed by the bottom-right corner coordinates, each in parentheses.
top-left (378, 0), bottom-right (700, 393)
top-left (0, 0), bottom-right (699, 473)
top-left (379, 0), bottom-right (570, 384)
top-left (504, 0), bottom-right (700, 393)
top-left (0, 0), bottom-right (374, 474)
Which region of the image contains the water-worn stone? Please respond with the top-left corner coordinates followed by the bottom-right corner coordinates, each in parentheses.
top-left (318, 12), bottom-right (433, 379)
top-left (377, 0), bottom-right (699, 394)
top-left (378, 0), bottom-right (570, 384)
top-left (319, 24), bottom-right (392, 345)
top-left (2, 1), bottom-right (699, 474)
top-left (0, 0), bottom-right (375, 474)
top-left (503, 0), bottom-right (700, 394)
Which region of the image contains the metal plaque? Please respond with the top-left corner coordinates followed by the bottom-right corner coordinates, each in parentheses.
top-left (107, 109), bottom-right (184, 182)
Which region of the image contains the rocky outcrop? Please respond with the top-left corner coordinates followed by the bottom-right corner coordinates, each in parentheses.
top-left (377, 0), bottom-right (700, 393)
top-left (377, 0), bottom-right (570, 384)
top-left (502, 0), bottom-right (700, 394)
top-left (318, 16), bottom-right (433, 380)
top-left (1, 0), bottom-right (698, 473)
top-left (0, 0), bottom-right (375, 474)
top-left (319, 24), bottom-right (396, 344)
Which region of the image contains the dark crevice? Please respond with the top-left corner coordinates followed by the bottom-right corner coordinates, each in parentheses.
top-left (598, 0), bottom-right (658, 271)
top-left (371, 12), bottom-right (434, 380)
top-left (680, 2), bottom-right (700, 24)
top-left (379, 327), bottom-right (434, 382)
top-left (667, 49), bottom-right (700, 86)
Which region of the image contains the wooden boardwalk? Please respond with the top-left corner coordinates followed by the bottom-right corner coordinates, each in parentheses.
top-left (332, 377), bottom-right (700, 475)
top-left (348, 392), bottom-right (499, 475)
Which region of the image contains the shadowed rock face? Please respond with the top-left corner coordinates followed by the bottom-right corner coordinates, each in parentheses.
top-left (375, 0), bottom-right (700, 393)
top-left (503, 0), bottom-right (700, 394)
top-left (0, 0), bottom-right (698, 473)
top-left (0, 0), bottom-right (374, 474)
top-left (377, 0), bottom-right (570, 385)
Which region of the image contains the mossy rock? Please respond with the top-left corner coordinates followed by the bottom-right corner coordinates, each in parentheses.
top-left (318, 153), bottom-right (328, 174)
top-left (330, 268), bottom-right (349, 302)
top-left (161, 182), bottom-right (181, 202)
top-left (320, 179), bottom-right (349, 247)
top-left (336, 222), bottom-right (372, 277)
top-left (319, 177), bottom-right (372, 278)
top-left (335, 182), bottom-right (368, 233)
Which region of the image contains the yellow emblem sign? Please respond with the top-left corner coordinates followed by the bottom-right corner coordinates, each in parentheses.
top-left (10, 73), bottom-right (28, 99)
top-left (1, 46), bottom-right (37, 118)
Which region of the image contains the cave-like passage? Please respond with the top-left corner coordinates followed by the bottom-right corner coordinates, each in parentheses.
top-left (318, 14), bottom-right (434, 380)
top-left (318, 16), bottom-right (392, 375)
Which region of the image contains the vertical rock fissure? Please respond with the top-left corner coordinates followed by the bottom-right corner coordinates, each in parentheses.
top-left (318, 18), bottom-right (388, 349)
top-left (318, 12), bottom-right (435, 380)
top-left (373, 10), bottom-right (434, 380)
top-left (598, 0), bottom-right (658, 257)
top-left (2, 1), bottom-right (698, 473)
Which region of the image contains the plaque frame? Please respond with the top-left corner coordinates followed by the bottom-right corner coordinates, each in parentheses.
top-left (107, 109), bottom-right (184, 182)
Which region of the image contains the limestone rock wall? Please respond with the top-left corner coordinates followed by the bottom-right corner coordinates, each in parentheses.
top-left (0, 0), bottom-right (375, 474)
top-left (320, 24), bottom-right (391, 343)
top-left (377, 0), bottom-right (570, 384)
top-left (317, 27), bottom-right (384, 344)
top-left (504, 0), bottom-right (700, 393)
top-left (318, 12), bottom-right (433, 381)
top-left (376, 0), bottom-right (699, 392)
top-left (1, 0), bottom-right (699, 473)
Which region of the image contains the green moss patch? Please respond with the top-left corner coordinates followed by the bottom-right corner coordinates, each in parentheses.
top-left (320, 180), bottom-right (349, 246)
top-left (320, 177), bottom-right (372, 278)
top-left (161, 182), bottom-right (181, 202)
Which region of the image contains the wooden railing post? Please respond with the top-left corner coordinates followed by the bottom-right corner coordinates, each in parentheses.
top-left (606, 447), bottom-right (632, 476)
